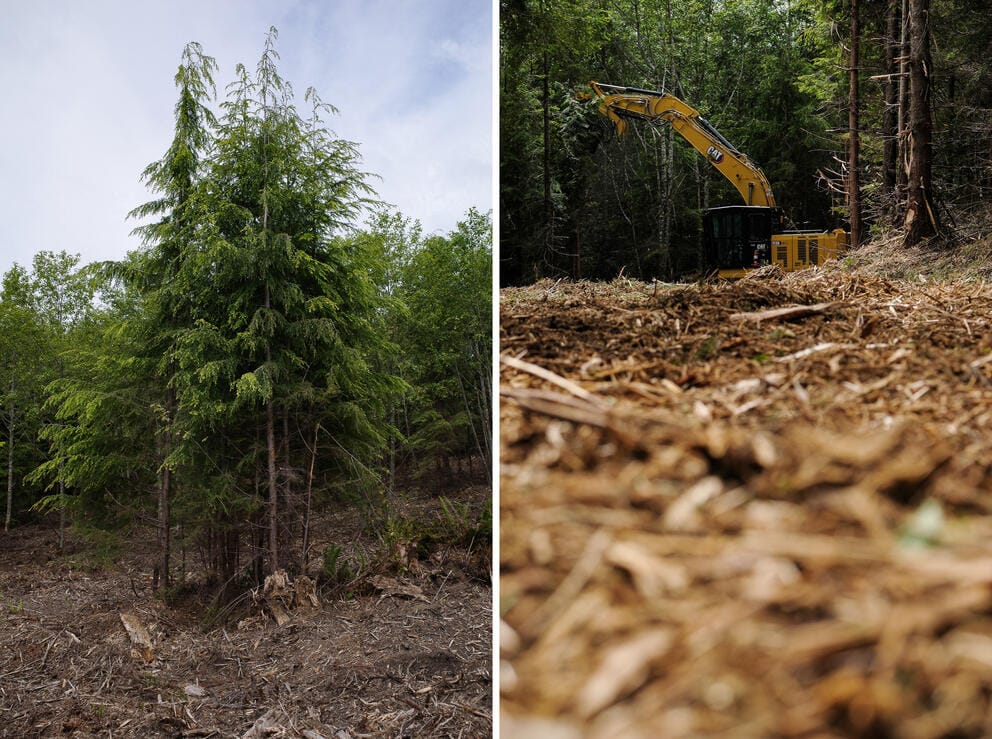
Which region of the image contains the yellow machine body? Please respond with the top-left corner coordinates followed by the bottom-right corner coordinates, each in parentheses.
top-left (716, 229), bottom-right (850, 279)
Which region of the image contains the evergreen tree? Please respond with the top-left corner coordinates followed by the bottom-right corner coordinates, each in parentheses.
top-left (125, 40), bottom-right (218, 588)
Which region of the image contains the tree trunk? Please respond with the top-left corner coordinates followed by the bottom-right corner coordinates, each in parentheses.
top-left (156, 403), bottom-right (173, 589)
top-left (542, 50), bottom-right (553, 267)
top-left (263, 272), bottom-right (279, 575)
top-left (902, 0), bottom-right (939, 246)
top-left (153, 388), bottom-right (175, 589)
top-left (57, 354), bottom-right (66, 552)
top-left (387, 407), bottom-right (396, 496)
top-left (455, 366), bottom-right (487, 469)
top-left (895, 0), bottom-right (910, 224)
top-left (301, 422), bottom-right (319, 574)
top-left (882, 0), bottom-right (900, 215)
top-left (266, 398), bottom-right (279, 574)
top-left (58, 477), bottom-right (65, 552)
top-left (474, 342), bottom-right (493, 473)
top-left (5, 396), bottom-right (13, 532)
top-left (848, 0), bottom-right (862, 248)
top-left (654, 126), bottom-right (673, 278)
top-left (281, 409), bottom-right (294, 552)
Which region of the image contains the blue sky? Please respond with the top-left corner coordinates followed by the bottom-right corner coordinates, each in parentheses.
top-left (0, 0), bottom-right (493, 275)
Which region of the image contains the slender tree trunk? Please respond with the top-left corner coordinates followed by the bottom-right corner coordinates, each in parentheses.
top-left (260, 173), bottom-right (280, 574)
top-left (388, 407), bottom-right (396, 496)
top-left (848, 0), bottom-right (862, 248)
top-left (58, 477), bottom-right (65, 551)
top-left (654, 128), bottom-right (673, 278)
top-left (882, 0), bottom-right (900, 215)
top-left (903, 0), bottom-right (938, 246)
top-left (155, 389), bottom-right (174, 589)
top-left (660, 0), bottom-right (674, 278)
top-left (474, 342), bottom-right (493, 472)
top-left (542, 50), bottom-right (553, 265)
top-left (263, 268), bottom-right (279, 574)
top-left (282, 409), bottom-right (294, 550)
top-left (896, 0), bottom-right (910, 223)
top-left (454, 367), bottom-right (487, 468)
top-left (301, 422), bottom-right (319, 573)
top-left (266, 397), bottom-right (278, 574)
top-left (5, 396), bottom-right (13, 532)
top-left (158, 464), bottom-right (172, 586)
top-left (56, 354), bottom-right (66, 552)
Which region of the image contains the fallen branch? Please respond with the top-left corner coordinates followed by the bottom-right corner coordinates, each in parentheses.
top-left (730, 302), bottom-right (845, 323)
top-left (501, 354), bottom-right (609, 408)
top-left (500, 387), bottom-right (611, 426)
top-left (775, 342), bottom-right (855, 363)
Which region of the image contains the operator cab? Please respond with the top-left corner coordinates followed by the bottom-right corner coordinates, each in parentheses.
top-left (702, 206), bottom-right (776, 275)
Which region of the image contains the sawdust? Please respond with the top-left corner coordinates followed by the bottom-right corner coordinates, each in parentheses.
top-left (500, 261), bottom-right (992, 738)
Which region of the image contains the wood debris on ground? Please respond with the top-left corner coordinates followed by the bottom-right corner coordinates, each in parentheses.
top-left (0, 491), bottom-right (491, 738)
top-left (119, 611), bottom-right (155, 663)
top-left (500, 264), bottom-right (992, 738)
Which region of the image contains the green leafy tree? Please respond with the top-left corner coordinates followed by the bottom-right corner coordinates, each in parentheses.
top-left (29, 290), bottom-right (159, 536)
top-left (0, 273), bottom-right (48, 531)
top-left (398, 209), bottom-right (493, 476)
top-left (15, 252), bottom-right (98, 549)
top-left (355, 208), bottom-right (493, 488)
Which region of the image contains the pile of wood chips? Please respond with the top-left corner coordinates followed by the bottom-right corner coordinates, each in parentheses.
top-left (500, 264), bottom-right (992, 738)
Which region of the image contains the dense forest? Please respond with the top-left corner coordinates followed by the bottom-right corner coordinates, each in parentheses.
top-left (500, 0), bottom-right (992, 283)
top-left (0, 33), bottom-right (492, 593)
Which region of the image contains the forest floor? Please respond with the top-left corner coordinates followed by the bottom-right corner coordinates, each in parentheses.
top-left (0, 485), bottom-right (492, 739)
top-left (500, 237), bottom-right (992, 738)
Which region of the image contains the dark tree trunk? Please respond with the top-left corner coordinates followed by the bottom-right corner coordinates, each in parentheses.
top-left (264, 276), bottom-right (279, 575)
top-left (542, 50), bottom-right (553, 267)
top-left (848, 0), bottom-right (862, 248)
top-left (301, 421), bottom-right (319, 574)
top-left (267, 397), bottom-right (279, 574)
top-left (281, 409), bottom-right (295, 555)
top-left (5, 395), bottom-right (13, 533)
top-left (903, 0), bottom-right (939, 246)
top-left (58, 476), bottom-right (65, 551)
top-left (154, 388), bottom-right (174, 590)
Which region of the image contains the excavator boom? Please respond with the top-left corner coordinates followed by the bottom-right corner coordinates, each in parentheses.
top-left (589, 82), bottom-right (777, 209)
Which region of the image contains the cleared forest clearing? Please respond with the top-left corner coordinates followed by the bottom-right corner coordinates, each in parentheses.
top-left (0, 486), bottom-right (491, 739)
top-left (500, 248), bottom-right (992, 738)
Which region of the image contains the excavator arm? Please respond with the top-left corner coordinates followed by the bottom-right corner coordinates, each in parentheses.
top-left (589, 81), bottom-right (778, 209)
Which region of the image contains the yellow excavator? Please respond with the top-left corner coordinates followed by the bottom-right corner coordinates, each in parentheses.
top-left (588, 82), bottom-right (847, 278)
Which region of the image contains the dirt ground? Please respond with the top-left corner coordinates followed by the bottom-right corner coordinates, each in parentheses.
top-left (500, 249), bottom-right (992, 738)
top-left (0, 487), bottom-right (491, 739)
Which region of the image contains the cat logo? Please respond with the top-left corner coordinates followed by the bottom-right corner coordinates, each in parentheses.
top-left (706, 146), bottom-right (724, 164)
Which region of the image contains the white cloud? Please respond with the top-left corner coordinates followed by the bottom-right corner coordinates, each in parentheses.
top-left (0, 0), bottom-right (492, 275)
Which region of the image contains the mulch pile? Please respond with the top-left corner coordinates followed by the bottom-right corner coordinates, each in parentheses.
top-left (500, 263), bottom-right (992, 738)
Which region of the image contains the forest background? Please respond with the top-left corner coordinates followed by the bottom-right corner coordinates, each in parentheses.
top-left (500, 0), bottom-right (992, 284)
